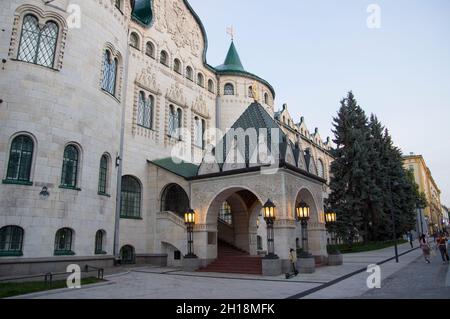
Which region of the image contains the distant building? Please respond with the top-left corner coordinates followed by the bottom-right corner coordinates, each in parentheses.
top-left (403, 154), bottom-right (443, 233)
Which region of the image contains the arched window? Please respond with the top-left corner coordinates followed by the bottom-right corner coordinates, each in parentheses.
top-left (177, 109), bottom-right (183, 139)
top-left (120, 245), bottom-right (135, 264)
top-left (168, 105), bottom-right (178, 138)
top-left (98, 154), bottom-right (109, 195)
top-left (95, 230), bottom-right (106, 254)
top-left (120, 176), bottom-right (141, 218)
top-left (145, 41), bottom-right (155, 58)
top-left (257, 235), bottom-right (263, 250)
top-left (218, 201), bottom-right (232, 225)
top-left (173, 58), bottom-right (181, 74)
top-left (0, 226), bottom-right (24, 256)
top-left (197, 73), bottom-right (204, 87)
top-left (160, 184), bottom-right (190, 218)
top-left (264, 92), bottom-right (269, 104)
top-left (6, 135), bottom-right (34, 183)
top-left (248, 86), bottom-right (254, 98)
top-left (224, 83), bottom-right (234, 95)
top-left (17, 15), bottom-right (59, 68)
top-left (317, 159), bottom-right (325, 178)
top-left (137, 91), bottom-right (153, 129)
top-left (208, 79), bottom-right (214, 93)
top-left (60, 145), bottom-right (79, 189)
top-left (54, 228), bottom-right (74, 255)
top-left (194, 117), bottom-right (205, 148)
top-left (129, 32), bottom-right (139, 49)
top-left (101, 49), bottom-right (118, 96)
top-left (160, 50), bottom-right (168, 66)
top-left (186, 66), bottom-right (193, 81)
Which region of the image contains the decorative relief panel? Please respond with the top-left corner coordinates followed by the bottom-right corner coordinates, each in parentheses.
top-left (192, 95), bottom-right (210, 119)
top-left (153, 0), bottom-right (203, 57)
top-left (166, 82), bottom-right (187, 107)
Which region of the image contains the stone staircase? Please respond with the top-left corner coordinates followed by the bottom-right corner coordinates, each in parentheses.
top-left (198, 241), bottom-right (262, 275)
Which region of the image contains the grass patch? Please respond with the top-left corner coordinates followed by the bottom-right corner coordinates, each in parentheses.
top-left (328, 239), bottom-right (408, 254)
top-left (0, 277), bottom-right (104, 299)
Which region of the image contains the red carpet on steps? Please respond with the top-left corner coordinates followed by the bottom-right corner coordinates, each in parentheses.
top-left (198, 241), bottom-right (262, 275)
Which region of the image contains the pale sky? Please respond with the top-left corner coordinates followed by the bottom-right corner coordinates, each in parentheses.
top-left (189, 0), bottom-right (450, 206)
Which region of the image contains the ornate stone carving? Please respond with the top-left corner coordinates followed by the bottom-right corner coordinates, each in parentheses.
top-left (192, 95), bottom-right (210, 119)
top-left (166, 82), bottom-right (187, 107)
top-left (153, 0), bottom-right (202, 57)
top-left (136, 66), bottom-right (160, 94)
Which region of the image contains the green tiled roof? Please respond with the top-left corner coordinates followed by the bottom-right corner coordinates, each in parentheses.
top-left (215, 42), bottom-right (276, 98)
top-left (131, 0), bottom-right (153, 27)
top-left (216, 42), bottom-right (245, 72)
top-left (150, 157), bottom-right (199, 178)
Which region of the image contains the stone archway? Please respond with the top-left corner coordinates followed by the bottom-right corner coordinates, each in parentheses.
top-left (205, 187), bottom-right (263, 257)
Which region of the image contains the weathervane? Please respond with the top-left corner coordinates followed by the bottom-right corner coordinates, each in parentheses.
top-left (226, 25), bottom-right (234, 41)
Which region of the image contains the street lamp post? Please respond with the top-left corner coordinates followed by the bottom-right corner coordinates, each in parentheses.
top-left (263, 199), bottom-right (278, 259)
top-left (296, 201), bottom-right (311, 258)
top-left (184, 208), bottom-right (197, 258)
top-left (325, 209), bottom-right (338, 252)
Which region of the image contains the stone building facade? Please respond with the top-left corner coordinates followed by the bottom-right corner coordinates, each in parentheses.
top-left (0, 0), bottom-right (334, 276)
top-left (403, 154), bottom-right (443, 234)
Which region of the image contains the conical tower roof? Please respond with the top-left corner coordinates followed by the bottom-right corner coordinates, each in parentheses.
top-left (215, 41), bottom-right (245, 72)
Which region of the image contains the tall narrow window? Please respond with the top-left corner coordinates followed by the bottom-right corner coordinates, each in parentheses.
top-left (101, 50), bottom-right (118, 96)
top-left (160, 50), bottom-right (168, 66)
top-left (173, 59), bottom-right (181, 74)
top-left (197, 73), bottom-right (204, 87)
top-left (194, 117), bottom-right (201, 147)
top-left (208, 79), bottom-right (214, 93)
top-left (17, 15), bottom-right (59, 68)
top-left (120, 176), bottom-right (141, 218)
top-left (177, 109), bottom-right (183, 140)
top-left (317, 159), bottom-right (325, 178)
top-left (219, 201), bottom-right (232, 225)
top-left (129, 32), bottom-right (139, 49)
top-left (54, 228), bottom-right (74, 255)
top-left (6, 135), bottom-right (34, 183)
top-left (168, 105), bottom-right (179, 138)
top-left (224, 83), bottom-right (234, 95)
top-left (98, 155), bottom-right (108, 195)
top-left (264, 93), bottom-right (269, 104)
top-left (248, 86), bottom-right (254, 98)
top-left (137, 92), bottom-right (153, 129)
top-left (145, 41), bottom-right (154, 58)
top-left (95, 230), bottom-right (106, 254)
top-left (186, 66), bottom-right (193, 81)
top-left (61, 145), bottom-right (79, 189)
top-left (0, 226), bottom-right (24, 256)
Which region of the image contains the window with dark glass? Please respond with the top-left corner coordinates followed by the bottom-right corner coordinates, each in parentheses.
top-left (120, 245), bottom-right (135, 264)
top-left (129, 32), bottom-right (139, 49)
top-left (54, 228), bottom-right (74, 255)
top-left (219, 201), bottom-right (232, 225)
top-left (173, 59), bottom-right (181, 74)
top-left (101, 50), bottom-right (118, 96)
top-left (5, 135), bottom-right (33, 183)
top-left (95, 230), bottom-right (106, 254)
top-left (17, 14), bottom-right (59, 68)
top-left (186, 66), bottom-right (193, 81)
top-left (120, 176), bottom-right (141, 218)
top-left (98, 155), bottom-right (108, 195)
top-left (145, 41), bottom-right (155, 58)
top-left (0, 226), bottom-right (24, 256)
top-left (137, 91), bottom-right (153, 129)
top-left (160, 184), bottom-right (190, 218)
top-left (60, 145), bottom-right (79, 189)
top-left (208, 79), bottom-right (214, 93)
top-left (160, 50), bottom-right (168, 66)
top-left (197, 73), bottom-right (204, 87)
top-left (224, 83), bottom-right (234, 95)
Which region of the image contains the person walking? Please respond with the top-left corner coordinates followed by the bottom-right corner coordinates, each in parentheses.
top-left (437, 233), bottom-right (450, 264)
top-left (408, 232), bottom-right (414, 249)
top-left (419, 234), bottom-right (431, 264)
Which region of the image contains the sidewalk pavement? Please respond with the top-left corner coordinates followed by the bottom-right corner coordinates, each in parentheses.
top-left (10, 242), bottom-right (422, 299)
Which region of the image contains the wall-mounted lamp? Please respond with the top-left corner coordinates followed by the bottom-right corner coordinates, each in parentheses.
top-left (39, 186), bottom-right (50, 200)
